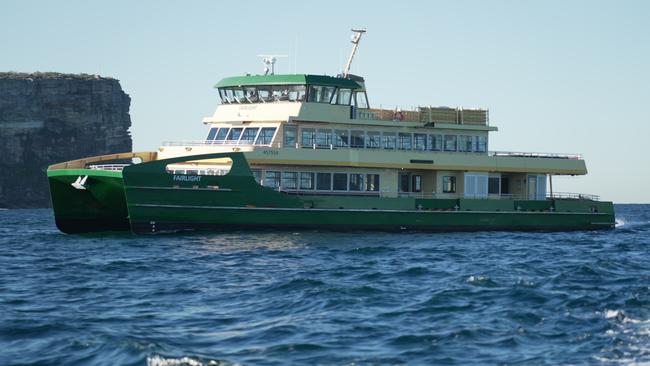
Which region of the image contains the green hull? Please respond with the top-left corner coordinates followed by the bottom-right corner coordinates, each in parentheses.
top-left (47, 169), bottom-right (130, 234)
top-left (47, 152), bottom-right (615, 234)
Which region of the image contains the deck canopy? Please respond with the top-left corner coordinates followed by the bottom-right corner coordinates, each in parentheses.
top-left (214, 74), bottom-right (368, 107)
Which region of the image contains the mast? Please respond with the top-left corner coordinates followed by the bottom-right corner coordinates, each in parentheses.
top-left (343, 29), bottom-right (366, 78)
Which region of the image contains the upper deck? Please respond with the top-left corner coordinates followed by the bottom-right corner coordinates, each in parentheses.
top-left (206, 73), bottom-right (492, 132)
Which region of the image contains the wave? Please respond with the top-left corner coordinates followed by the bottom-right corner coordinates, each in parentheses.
top-left (147, 355), bottom-right (240, 366)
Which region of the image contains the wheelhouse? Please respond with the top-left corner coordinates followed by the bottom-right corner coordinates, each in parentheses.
top-left (214, 74), bottom-right (370, 108)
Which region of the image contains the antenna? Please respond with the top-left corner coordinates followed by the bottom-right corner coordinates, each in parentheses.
top-left (343, 28), bottom-right (366, 78)
top-left (256, 54), bottom-right (288, 75)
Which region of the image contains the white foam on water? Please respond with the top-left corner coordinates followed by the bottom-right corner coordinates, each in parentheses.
top-left (147, 355), bottom-right (239, 366)
top-left (606, 309), bottom-right (624, 319)
top-left (466, 275), bottom-right (489, 283)
top-left (598, 310), bottom-right (650, 365)
top-left (616, 218), bottom-right (626, 228)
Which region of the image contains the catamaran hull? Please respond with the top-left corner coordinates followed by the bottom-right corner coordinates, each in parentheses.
top-left (127, 205), bottom-right (614, 234)
top-left (48, 170), bottom-right (130, 234)
top-left (47, 152), bottom-right (615, 235)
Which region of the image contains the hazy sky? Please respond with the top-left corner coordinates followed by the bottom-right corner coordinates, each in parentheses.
top-left (2, 0), bottom-right (649, 203)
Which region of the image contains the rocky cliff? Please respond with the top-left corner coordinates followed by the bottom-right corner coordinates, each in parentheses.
top-left (0, 72), bottom-right (132, 208)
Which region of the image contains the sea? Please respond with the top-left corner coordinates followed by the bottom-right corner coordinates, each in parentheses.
top-left (1, 205), bottom-right (649, 366)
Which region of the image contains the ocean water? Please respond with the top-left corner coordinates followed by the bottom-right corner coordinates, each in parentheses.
top-left (1, 205), bottom-right (649, 366)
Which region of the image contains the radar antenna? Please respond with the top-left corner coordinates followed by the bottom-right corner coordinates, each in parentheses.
top-left (257, 54), bottom-right (288, 75)
top-left (343, 28), bottom-right (366, 78)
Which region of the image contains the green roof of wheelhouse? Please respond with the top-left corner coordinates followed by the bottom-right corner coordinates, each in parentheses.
top-left (214, 74), bottom-right (362, 89)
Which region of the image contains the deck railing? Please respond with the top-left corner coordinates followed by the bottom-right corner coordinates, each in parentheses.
top-left (88, 164), bottom-right (130, 171)
top-left (162, 140), bottom-right (277, 147)
top-left (489, 151), bottom-right (582, 160)
top-left (158, 141), bottom-right (582, 160)
top-left (276, 189), bottom-right (599, 201)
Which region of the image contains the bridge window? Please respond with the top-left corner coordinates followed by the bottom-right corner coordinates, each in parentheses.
top-left (288, 85), bottom-right (306, 102)
top-left (336, 88), bottom-right (353, 105)
top-left (258, 87), bottom-right (272, 102)
top-left (233, 88), bottom-right (246, 103)
top-left (255, 127), bottom-right (276, 145)
top-left (354, 91), bottom-right (369, 109)
top-left (245, 87), bottom-right (258, 103)
top-left (308, 85), bottom-right (336, 103)
top-left (272, 86), bottom-right (290, 101)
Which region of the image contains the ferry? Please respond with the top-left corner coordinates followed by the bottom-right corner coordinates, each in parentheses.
top-left (47, 30), bottom-right (615, 234)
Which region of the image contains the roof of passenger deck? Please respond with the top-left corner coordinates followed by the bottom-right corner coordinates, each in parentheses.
top-left (214, 74), bottom-right (361, 89)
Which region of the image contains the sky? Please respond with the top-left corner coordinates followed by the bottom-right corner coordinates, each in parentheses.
top-left (2, 0), bottom-right (649, 203)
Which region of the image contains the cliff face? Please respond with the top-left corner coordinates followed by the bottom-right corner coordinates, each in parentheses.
top-left (0, 72), bottom-right (132, 208)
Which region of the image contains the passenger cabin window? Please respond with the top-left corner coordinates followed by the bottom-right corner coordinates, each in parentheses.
top-left (316, 173), bottom-right (332, 190)
top-left (301, 128), bottom-right (316, 147)
top-left (264, 171), bottom-right (281, 188)
top-left (443, 176), bottom-right (456, 193)
top-left (206, 127), bottom-right (218, 141)
top-left (428, 134), bottom-right (442, 151)
top-left (334, 130), bottom-right (349, 147)
top-left (414, 134), bottom-right (427, 151)
top-left (215, 128), bottom-right (230, 141)
top-left (240, 127), bottom-right (259, 144)
top-left (316, 129), bottom-right (332, 147)
top-left (350, 130), bottom-right (365, 148)
top-left (333, 173), bottom-right (348, 190)
top-left (283, 125), bottom-right (297, 147)
top-left (398, 133), bottom-right (412, 150)
top-left (282, 172), bottom-right (298, 189)
top-left (300, 172), bottom-right (314, 190)
top-left (255, 127), bottom-right (276, 145)
top-left (227, 128), bottom-right (243, 141)
top-left (366, 131), bottom-right (381, 149)
top-left (444, 135), bottom-right (457, 152)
